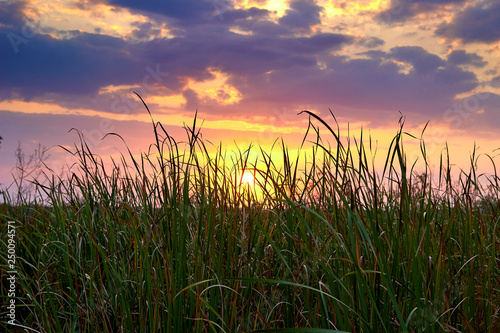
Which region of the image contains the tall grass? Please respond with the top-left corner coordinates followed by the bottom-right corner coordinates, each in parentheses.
top-left (1, 96), bottom-right (499, 332)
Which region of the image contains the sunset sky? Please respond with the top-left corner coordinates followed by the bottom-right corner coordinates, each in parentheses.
top-left (1, 0), bottom-right (500, 188)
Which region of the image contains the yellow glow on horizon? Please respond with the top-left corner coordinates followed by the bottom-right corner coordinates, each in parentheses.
top-left (0, 99), bottom-right (301, 136)
top-left (207, 119), bottom-right (302, 134)
top-left (148, 95), bottom-right (186, 109)
top-left (4, 98), bottom-right (500, 182)
top-left (97, 86), bottom-right (187, 109)
top-left (98, 85), bottom-right (138, 94)
top-left (0, 100), bottom-right (152, 123)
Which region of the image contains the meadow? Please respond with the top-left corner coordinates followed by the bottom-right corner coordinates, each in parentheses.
top-left (1, 95), bottom-right (499, 332)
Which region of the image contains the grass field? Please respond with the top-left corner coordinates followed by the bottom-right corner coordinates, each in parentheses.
top-left (1, 96), bottom-right (499, 332)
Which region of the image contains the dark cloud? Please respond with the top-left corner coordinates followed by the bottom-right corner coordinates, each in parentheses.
top-left (0, 14), bottom-right (351, 103)
top-left (411, 0), bottom-right (464, 3)
top-left (376, 0), bottom-right (467, 24)
top-left (390, 46), bottom-right (445, 75)
top-left (447, 50), bottom-right (486, 67)
top-left (0, 28), bottom-right (144, 99)
top-left (359, 50), bottom-right (386, 59)
top-left (130, 22), bottom-right (162, 40)
top-left (358, 36), bottom-right (385, 48)
top-left (0, 1), bottom-right (482, 129)
top-left (107, 0), bottom-right (217, 21)
top-left (208, 33), bottom-right (350, 76)
top-left (182, 88), bottom-right (200, 111)
top-left (436, 1), bottom-right (500, 43)
top-left (290, 33), bottom-right (352, 53)
top-left (490, 76), bottom-right (500, 88)
top-left (104, 0), bottom-right (268, 27)
top-left (477, 94), bottom-right (500, 126)
top-left (0, 14), bottom-right (478, 124)
top-left (278, 0), bottom-right (323, 31)
top-left (0, 0), bottom-right (27, 28)
top-left (233, 18), bottom-right (292, 36)
top-left (215, 7), bottom-right (270, 24)
top-left (231, 49), bottom-right (477, 121)
top-left (451, 93), bottom-right (500, 130)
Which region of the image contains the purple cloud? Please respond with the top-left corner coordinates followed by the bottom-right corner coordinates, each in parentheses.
top-left (447, 50), bottom-right (486, 67)
top-left (0, 29), bottom-right (143, 99)
top-left (390, 46), bottom-right (445, 75)
top-left (107, 0), bottom-right (216, 21)
top-left (0, 0), bottom-right (27, 28)
top-left (376, 0), bottom-right (467, 24)
top-left (436, 0), bottom-right (500, 43)
top-left (0, 17), bottom-right (351, 102)
top-left (278, 0), bottom-right (323, 31)
top-left (0, 0), bottom-right (487, 131)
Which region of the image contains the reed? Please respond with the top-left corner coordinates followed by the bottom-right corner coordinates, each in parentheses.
top-left (1, 96), bottom-right (499, 332)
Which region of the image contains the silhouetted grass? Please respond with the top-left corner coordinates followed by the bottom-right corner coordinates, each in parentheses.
top-left (1, 95), bottom-right (499, 332)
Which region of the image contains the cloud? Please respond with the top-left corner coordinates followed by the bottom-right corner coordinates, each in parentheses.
top-left (1, 10), bottom-right (478, 127)
top-left (215, 6), bottom-right (271, 24)
top-left (130, 22), bottom-right (162, 40)
top-left (376, 0), bottom-right (467, 24)
top-left (447, 50), bottom-right (486, 67)
top-left (0, 1), bottom-right (484, 132)
top-left (435, 1), bottom-right (500, 43)
top-left (476, 94), bottom-right (500, 127)
top-left (182, 88), bottom-right (200, 111)
top-left (489, 76), bottom-right (500, 88)
top-left (0, 0), bottom-right (27, 28)
top-left (232, 18), bottom-right (292, 36)
top-left (107, 0), bottom-right (217, 21)
top-left (0, 14), bottom-right (351, 102)
top-left (390, 46), bottom-right (445, 75)
top-left (278, 0), bottom-right (323, 31)
top-left (232, 48), bottom-right (477, 122)
top-left (448, 93), bottom-right (500, 131)
top-left (103, 0), bottom-right (277, 31)
top-left (357, 36), bottom-right (385, 48)
top-left (0, 28), bottom-right (145, 99)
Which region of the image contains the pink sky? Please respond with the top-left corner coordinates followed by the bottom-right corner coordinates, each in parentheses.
top-left (1, 0), bottom-right (500, 189)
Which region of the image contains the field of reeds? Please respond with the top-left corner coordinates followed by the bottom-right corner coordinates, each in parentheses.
top-left (1, 96), bottom-right (499, 332)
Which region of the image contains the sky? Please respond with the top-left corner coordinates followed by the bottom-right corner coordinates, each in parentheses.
top-left (1, 0), bottom-right (500, 189)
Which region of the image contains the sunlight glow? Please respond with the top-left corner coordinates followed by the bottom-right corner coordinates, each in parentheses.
top-left (186, 68), bottom-right (242, 105)
top-left (241, 172), bottom-right (255, 185)
top-left (236, 0), bottom-right (288, 18)
top-left (326, 0), bottom-right (390, 15)
top-left (22, 0), bottom-right (166, 40)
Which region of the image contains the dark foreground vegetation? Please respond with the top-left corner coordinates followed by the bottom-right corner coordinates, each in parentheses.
top-left (1, 97), bottom-right (499, 332)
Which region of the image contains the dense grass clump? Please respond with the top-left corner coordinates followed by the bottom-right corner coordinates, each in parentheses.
top-left (1, 96), bottom-right (499, 332)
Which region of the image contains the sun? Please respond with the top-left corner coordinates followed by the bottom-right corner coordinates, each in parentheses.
top-left (241, 172), bottom-right (255, 185)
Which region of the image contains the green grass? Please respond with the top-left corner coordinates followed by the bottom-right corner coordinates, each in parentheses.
top-left (1, 97), bottom-right (499, 332)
